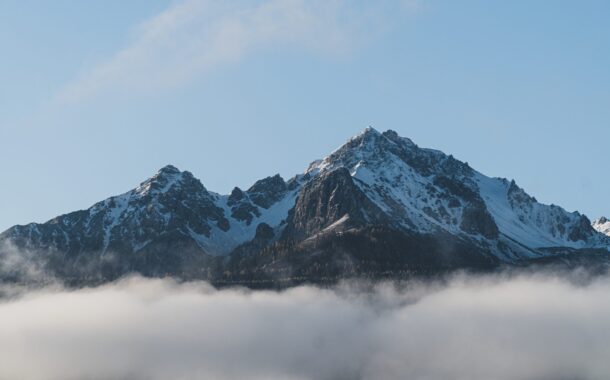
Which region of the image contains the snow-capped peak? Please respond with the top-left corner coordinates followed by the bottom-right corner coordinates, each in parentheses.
top-left (133, 165), bottom-right (202, 198)
top-left (593, 217), bottom-right (610, 236)
top-left (157, 164), bottom-right (181, 175)
top-left (303, 128), bottom-right (606, 258)
top-left (307, 128), bottom-right (415, 175)
top-left (355, 126), bottom-right (381, 138)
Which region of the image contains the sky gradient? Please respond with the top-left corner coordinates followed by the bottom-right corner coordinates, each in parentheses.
top-left (1, 0), bottom-right (609, 231)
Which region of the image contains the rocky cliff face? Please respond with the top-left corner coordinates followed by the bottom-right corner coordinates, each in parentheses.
top-left (1, 128), bottom-right (608, 286)
top-left (281, 168), bottom-right (387, 240)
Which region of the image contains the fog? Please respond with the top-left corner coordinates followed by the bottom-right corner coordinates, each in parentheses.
top-left (1, 273), bottom-right (610, 380)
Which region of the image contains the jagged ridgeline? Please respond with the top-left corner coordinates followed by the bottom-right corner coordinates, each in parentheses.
top-left (2, 128), bottom-right (609, 287)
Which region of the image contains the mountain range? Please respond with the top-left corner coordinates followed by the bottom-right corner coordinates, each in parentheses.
top-left (2, 128), bottom-right (609, 287)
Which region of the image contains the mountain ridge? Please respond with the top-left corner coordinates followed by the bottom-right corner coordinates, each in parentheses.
top-left (1, 128), bottom-right (608, 286)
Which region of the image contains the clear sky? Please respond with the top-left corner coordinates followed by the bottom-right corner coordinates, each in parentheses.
top-left (1, 0), bottom-right (609, 232)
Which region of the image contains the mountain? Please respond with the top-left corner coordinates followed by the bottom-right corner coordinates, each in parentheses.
top-left (1, 128), bottom-right (609, 286)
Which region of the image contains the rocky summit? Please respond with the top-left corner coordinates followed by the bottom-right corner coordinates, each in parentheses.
top-left (2, 128), bottom-right (609, 287)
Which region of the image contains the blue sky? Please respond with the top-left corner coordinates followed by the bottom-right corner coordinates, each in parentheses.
top-left (1, 0), bottom-right (609, 231)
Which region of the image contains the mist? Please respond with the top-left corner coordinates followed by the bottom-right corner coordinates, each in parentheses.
top-left (1, 273), bottom-right (610, 380)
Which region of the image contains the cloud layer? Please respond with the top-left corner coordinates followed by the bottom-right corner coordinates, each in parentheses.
top-left (1, 273), bottom-right (610, 380)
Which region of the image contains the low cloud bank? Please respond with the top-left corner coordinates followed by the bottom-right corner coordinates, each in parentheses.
top-left (1, 273), bottom-right (610, 380)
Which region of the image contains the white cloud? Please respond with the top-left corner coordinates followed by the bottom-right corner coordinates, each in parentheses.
top-left (56, 0), bottom-right (398, 103)
top-left (1, 273), bottom-right (610, 380)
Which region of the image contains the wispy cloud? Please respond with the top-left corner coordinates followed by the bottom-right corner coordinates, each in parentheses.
top-left (55, 0), bottom-right (416, 103)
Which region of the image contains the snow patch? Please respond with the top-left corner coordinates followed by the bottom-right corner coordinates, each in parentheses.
top-left (593, 218), bottom-right (610, 237)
